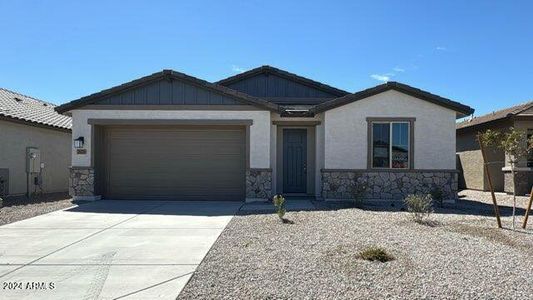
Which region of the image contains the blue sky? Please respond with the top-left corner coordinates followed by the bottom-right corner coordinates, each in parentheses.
top-left (0, 1), bottom-right (531, 117)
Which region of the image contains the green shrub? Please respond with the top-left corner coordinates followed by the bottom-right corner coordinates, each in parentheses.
top-left (430, 186), bottom-right (444, 207)
top-left (348, 178), bottom-right (369, 208)
top-left (0, 197), bottom-right (3, 209)
top-left (404, 194), bottom-right (434, 223)
top-left (358, 246), bottom-right (395, 262)
top-left (272, 194), bottom-right (286, 221)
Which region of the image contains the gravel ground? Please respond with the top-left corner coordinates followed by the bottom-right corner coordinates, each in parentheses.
top-left (0, 193), bottom-right (75, 226)
top-left (179, 190), bottom-right (533, 299)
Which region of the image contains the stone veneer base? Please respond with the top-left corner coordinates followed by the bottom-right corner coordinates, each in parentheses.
top-left (321, 170), bottom-right (458, 201)
top-left (246, 169), bottom-right (272, 201)
top-left (69, 167), bottom-right (98, 199)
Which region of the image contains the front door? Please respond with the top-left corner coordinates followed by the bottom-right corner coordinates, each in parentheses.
top-left (283, 129), bottom-right (307, 193)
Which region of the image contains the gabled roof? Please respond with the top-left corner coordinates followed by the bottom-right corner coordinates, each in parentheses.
top-left (457, 101), bottom-right (533, 130)
top-left (54, 68), bottom-right (474, 120)
top-left (0, 88), bottom-right (71, 131)
top-left (216, 65), bottom-right (350, 97)
top-left (55, 70), bottom-right (280, 113)
top-left (310, 81), bottom-right (474, 118)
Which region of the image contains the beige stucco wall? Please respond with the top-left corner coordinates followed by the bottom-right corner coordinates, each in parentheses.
top-left (324, 90), bottom-right (457, 170)
top-left (456, 121), bottom-right (510, 192)
top-left (457, 150), bottom-right (485, 190)
top-left (0, 120), bottom-right (71, 195)
top-left (70, 109), bottom-right (271, 169)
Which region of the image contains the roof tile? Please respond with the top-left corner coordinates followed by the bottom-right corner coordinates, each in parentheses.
top-left (0, 88), bottom-right (72, 130)
top-left (456, 101), bottom-right (533, 130)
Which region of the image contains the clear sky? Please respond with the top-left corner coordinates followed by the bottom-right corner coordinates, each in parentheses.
top-left (0, 1), bottom-right (531, 117)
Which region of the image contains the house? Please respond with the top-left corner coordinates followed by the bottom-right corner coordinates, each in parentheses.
top-left (54, 66), bottom-right (473, 202)
top-left (457, 101), bottom-right (533, 195)
top-left (0, 88), bottom-right (72, 197)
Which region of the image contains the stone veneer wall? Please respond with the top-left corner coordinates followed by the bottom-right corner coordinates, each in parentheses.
top-left (69, 167), bottom-right (96, 199)
top-left (503, 170), bottom-right (532, 195)
top-left (246, 168), bottom-right (272, 200)
top-left (322, 170), bottom-right (458, 200)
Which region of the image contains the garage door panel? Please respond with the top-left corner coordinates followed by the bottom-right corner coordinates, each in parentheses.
top-left (103, 126), bottom-right (246, 201)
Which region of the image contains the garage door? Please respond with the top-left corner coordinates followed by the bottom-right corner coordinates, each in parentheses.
top-left (102, 125), bottom-right (246, 201)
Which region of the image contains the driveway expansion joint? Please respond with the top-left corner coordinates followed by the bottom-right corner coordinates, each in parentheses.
top-left (0, 202), bottom-right (168, 279)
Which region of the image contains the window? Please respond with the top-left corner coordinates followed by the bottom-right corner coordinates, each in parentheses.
top-left (371, 121), bottom-right (410, 169)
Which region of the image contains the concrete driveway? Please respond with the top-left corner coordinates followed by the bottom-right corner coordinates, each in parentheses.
top-left (0, 200), bottom-right (241, 300)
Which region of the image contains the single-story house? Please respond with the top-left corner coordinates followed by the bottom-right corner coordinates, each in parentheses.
top-left (55, 66), bottom-right (473, 202)
top-left (0, 88), bottom-right (72, 197)
top-left (457, 101), bottom-right (533, 195)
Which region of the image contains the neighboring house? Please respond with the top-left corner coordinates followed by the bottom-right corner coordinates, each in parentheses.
top-left (55, 66), bottom-right (473, 202)
top-left (0, 88), bottom-right (72, 197)
top-left (457, 101), bottom-right (533, 195)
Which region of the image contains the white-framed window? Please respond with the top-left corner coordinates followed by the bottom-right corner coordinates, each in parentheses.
top-left (371, 121), bottom-right (410, 169)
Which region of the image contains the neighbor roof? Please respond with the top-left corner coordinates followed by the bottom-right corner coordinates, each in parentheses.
top-left (216, 65), bottom-right (350, 97)
top-left (0, 88), bottom-right (71, 130)
top-left (55, 70), bottom-right (280, 114)
top-left (456, 101), bottom-right (533, 130)
top-left (311, 81), bottom-right (475, 118)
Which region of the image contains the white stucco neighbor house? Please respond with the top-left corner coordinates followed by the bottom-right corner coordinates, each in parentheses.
top-left (55, 66), bottom-right (474, 202)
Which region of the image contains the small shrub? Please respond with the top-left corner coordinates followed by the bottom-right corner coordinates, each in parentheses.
top-left (0, 197), bottom-right (3, 209)
top-left (404, 194), bottom-right (434, 223)
top-left (348, 178), bottom-right (369, 208)
top-left (358, 246), bottom-right (395, 262)
top-left (430, 186), bottom-right (444, 207)
top-left (272, 194), bottom-right (286, 221)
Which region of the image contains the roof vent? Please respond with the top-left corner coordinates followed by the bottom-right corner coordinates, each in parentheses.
top-left (42, 103), bottom-right (48, 107)
top-left (14, 97), bottom-right (23, 102)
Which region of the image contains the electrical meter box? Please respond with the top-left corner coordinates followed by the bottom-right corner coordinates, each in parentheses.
top-left (26, 147), bottom-right (41, 173)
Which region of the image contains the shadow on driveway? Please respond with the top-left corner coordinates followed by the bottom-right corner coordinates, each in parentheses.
top-left (65, 200), bottom-right (243, 217)
top-left (64, 194), bottom-right (529, 220)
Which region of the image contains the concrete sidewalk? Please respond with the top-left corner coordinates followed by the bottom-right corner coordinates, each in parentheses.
top-left (0, 200), bottom-right (241, 300)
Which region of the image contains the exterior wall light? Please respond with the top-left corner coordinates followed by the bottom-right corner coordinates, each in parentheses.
top-left (74, 137), bottom-right (85, 149)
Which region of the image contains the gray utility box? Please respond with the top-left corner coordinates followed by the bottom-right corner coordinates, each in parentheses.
top-left (26, 147), bottom-right (41, 173)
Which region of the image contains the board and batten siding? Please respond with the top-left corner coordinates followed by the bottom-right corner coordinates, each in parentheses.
top-left (70, 110), bottom-right (271, 169)
top-left (324, 90), bottom-right (457, 170)
top-left (97, 80), bottom-right (245, 106)
top-left (225, 73), bottom-right (337, 99)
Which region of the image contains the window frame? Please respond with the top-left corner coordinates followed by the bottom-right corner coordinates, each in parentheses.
top-left (367, 117), bottom-right (415, 170)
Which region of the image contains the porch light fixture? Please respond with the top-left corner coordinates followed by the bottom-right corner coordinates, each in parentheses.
top-left (74, 137), bottom-right (85, 149)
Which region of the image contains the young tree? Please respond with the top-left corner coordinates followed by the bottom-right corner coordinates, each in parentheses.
top-left (480, 128), bottom-right (533, 229)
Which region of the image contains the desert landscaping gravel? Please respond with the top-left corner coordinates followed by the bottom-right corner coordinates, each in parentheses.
top-left (0, 193), bottom-right (75, 226)
top-left (179, 190), bottom-right (533, 299)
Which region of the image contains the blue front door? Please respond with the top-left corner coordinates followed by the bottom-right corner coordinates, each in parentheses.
top-left (283, 129), bottom-right (307, 193)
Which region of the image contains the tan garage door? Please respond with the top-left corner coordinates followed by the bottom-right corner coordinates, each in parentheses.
top-left (102, 125), bottom-right (246, 201)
